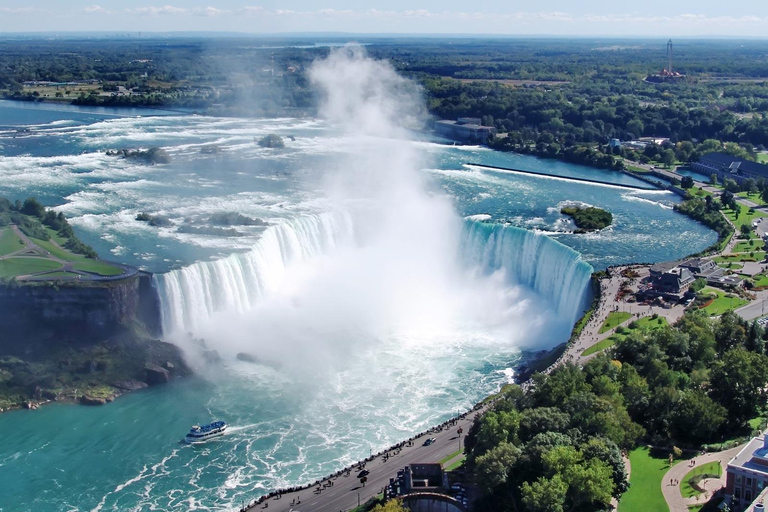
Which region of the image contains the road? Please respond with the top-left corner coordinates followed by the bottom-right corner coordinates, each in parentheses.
top-left (242, 408), bottom-right (485, 512)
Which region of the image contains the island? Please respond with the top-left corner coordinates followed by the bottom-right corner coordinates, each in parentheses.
top-left (560, 205), bottom-right (613, 232)
top-left (0, 197), bottom-right (187, 412)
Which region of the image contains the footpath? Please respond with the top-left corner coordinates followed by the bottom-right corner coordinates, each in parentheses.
top-left (662, 445), bottom-right (745, 512)
top-left (240, 406), bottom-right (485, 512)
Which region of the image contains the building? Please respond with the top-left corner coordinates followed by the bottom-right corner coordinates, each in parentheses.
top-left (692, 152), bottom-right (768, 186)
top-left (435, 118), bottom-right (497, 144)
top-left (609, 138), bottom-right (622, 149)
top-left (648, 258), bottom-right (743, 295)
top-left (649, 261), bottom-right (696, 295)
top-left (726, 435), bottom-right (768, 509)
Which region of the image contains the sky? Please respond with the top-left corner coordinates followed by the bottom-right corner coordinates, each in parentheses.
top-left (0, 1), bottom-right (767, 36)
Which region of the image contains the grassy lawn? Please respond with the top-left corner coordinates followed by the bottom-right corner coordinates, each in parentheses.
top-left (619, 447), bottom-right (670, 512)
top-left (723, 206), bottom-right (767, 230)
top-left (583, 335), bottom-right (621, 357)
top-left (757, 153), bottom-right (768, 163)
top-left (445, 457), bottom-right (465, 472)
top-left (737, 191), bottom-right (768, 206)
top-left (38, 271), bottom-right (80, 278)
top-left (713, 252), bottom-right (765, 263)
top-left (0, 257), bottom-right (63, 278)
top-left (632, 315), bottom-right (669, 330)
top-left (583, 316), bottom-right (668, 357)
top-left (732, 239), bottom-right (765, 253)
top-left (692, 188), bottom-right (714, 198)
top-left (439, 449), bottom-right (463, 465)
top-left (0, 228), bottom-right (25, 256)
top-left (599, 311), bottom-right (632, 333)
top-left (749, 273), bottom-right (768, 287)
top-left (699, 287), bottom-right (749, 315)
top-left (31, 236), bottom-right (89, 262)
top-left (71, 260), bottom-right (124, 276)
top-left (681, 461), bottom-right (722, 498)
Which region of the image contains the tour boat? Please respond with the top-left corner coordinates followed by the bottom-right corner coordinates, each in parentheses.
top-left (185, 421), bottom-right (227, 444)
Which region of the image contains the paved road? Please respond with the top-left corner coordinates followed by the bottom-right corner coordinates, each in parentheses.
top-left (242, 408), bottom-right (485, 512)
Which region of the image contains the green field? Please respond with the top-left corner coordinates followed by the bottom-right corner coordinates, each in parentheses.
top-left (583, 316), bottom-right (668, 357)
top-left (445, 457), bottom-right (465, 472)
top-left (582, 335), bottom-right (621, 357)
top-left (681, 461), bottom-right (722, 498)
top-left (31, 236), bottom-right (89, 262)
top-left (732, 239), bottom-right (764, 253)
top-left (619, 447), bottom-right (670, 512)
top-left (757, 153), bottom-right (768, 163)
top-left (713, 252), bottom-right (765, 263)
top-left (439, 449), bottom-right (463, 465)
top-left (0, 228), bottom-right (25, 256)
top-left (598, 311), bottom-right (632, 333)
top-left (0, 257), bottom-right (63, 278)
top-left (737, 191), bottom-right (768, 206)
top-left (71, 260), bottom-right (125, 276)
top-left (723, 206), bottom-right (767, 230)
top-left (699, 287), bottom-right (749, 315)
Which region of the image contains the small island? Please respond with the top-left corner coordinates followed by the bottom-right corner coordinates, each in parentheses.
top-left (561, 205), bottom-right (613, 232)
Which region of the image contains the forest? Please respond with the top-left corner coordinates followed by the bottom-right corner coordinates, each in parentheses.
top-left (1, 37), bottom-right (768, 151)
top-left (465, 310), bottom-right (768, 512)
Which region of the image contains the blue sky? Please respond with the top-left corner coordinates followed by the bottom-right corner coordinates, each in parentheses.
top-left (0, 1), bottom-right (766, 36)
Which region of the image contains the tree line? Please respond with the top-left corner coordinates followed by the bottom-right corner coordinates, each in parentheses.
top-left (464, 310), bottom-right (768, 512)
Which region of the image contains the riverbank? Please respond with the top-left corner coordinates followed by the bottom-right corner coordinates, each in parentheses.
top-left (0, 326), bottom-right (190, 413)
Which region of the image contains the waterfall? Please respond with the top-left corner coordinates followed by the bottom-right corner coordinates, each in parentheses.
top-left (460, 221), bottom-right (594, 325)
top-left (155, 215), bottom-right (594, 336)
top-left (155, 210), bottom-right (355, 334)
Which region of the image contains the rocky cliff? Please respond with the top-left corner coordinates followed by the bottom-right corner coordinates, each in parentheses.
top-left (0, 272), bottom-right (161, 355)
top-left (0, 273), bottom-right (181, 412)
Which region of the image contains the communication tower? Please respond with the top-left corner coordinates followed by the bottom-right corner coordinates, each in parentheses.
top-left (667, 39), bottom-right (673, 74)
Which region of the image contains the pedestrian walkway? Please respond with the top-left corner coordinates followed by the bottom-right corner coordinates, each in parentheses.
top-left (662, 445), bottom-right (744, 512)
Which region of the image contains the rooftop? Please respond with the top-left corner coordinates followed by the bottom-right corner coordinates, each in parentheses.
top-left (729, 436), bottom-right (768, 476)
top-left (700, 152), bottom-right (768, 179)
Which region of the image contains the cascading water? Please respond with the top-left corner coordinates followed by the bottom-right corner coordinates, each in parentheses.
top-left (156, 213), bottom-right (594, 339)
top-left (156, 210), bottom-right (355, 334)
top-left (460, 221), bottom-right (594, 325)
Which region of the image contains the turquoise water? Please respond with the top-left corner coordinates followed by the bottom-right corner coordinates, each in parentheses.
top-left (0, 100), bottom-right (716, 511)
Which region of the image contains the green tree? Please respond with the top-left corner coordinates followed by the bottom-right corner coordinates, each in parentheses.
top-left (660, 149), bottom-right (676, 168)
top-left (474, 441), bottom-right (522, 492)
top-left (710, 348), bottom-right (768, 426)
top-left (371, 499), bottom-right (408, 512)
top-left (521, 475), bottom-right (568, 512)
top-left (519, 407), bottom-right (571, 442)
top-left (670, 390), bottom-right (727, 443)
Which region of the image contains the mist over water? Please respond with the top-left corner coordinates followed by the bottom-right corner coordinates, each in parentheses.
top-left (161, 46), bottom-right (575, 373)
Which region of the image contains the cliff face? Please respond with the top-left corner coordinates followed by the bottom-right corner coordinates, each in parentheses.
top-left (0, 273), bottom-right (161, 355)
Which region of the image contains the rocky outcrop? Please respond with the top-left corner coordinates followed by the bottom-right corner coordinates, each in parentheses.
top-left (144, 364), bottom-right (170, 385)
top-left (113, 379), bottom-right (148, 391)
top-left (80, 395), bottom-right (108, 406)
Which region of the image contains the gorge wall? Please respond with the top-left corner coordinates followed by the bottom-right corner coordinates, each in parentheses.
top-left (0, 273), bottom-right (161, 355)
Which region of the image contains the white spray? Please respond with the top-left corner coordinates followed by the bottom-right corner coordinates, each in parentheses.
top-left (159, 46), bottom-right (570, 382)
